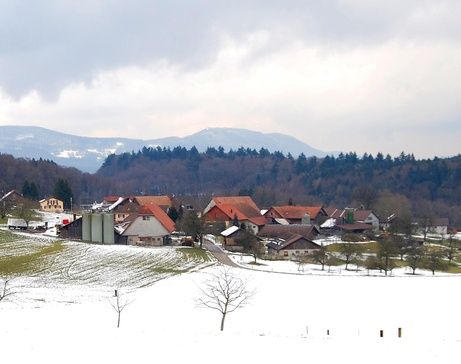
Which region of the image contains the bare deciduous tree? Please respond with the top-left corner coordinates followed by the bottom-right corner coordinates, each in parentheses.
top-left (310, 246), bottom-right (328, 270)
top-left (405, 246), bottom-right (424, 275)
top-left (198, 267), bottom-right (254, 331)
top-left (339, 243), bottom-right (363, 270)
top-left (110, 288), bottom-right (132, 328)
top-left (445, 234), bottom-right (458, 264)
top-left (0, 278), bottom-right (14, 302)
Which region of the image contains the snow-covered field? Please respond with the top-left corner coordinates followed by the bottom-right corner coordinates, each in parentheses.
top-left (1, 233), bottom-right (460, 363)
top-left (227, 251), bottom-right (458, 277)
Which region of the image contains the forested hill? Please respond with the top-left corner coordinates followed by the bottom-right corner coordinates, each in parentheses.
top-left (98, 147), bottom-right (461, 225)
top-left (1, 148), bottom-right (460, 225)
top-left (0, 154), bottom-right (113, 205)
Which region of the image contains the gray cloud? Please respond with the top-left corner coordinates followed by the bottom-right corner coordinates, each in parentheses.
top-left (1, 0), bottom-right (460, 98)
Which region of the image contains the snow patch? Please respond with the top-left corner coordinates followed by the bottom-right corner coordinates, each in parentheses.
top-left (15, 134), bottom-right (34, 141)
top-left (54, 150), bottom-right (83, 159)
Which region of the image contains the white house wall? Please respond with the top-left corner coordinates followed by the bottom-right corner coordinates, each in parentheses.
top-left (123, 217), bottom-right (169, 239)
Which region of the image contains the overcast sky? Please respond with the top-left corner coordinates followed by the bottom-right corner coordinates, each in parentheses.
top-left (0, 0), bottom-right (460, 158)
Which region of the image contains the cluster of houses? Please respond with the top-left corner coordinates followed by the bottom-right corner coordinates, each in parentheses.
top-left (57, 194), bottom-right (447, 258)
top-left (0, 189), bottom-right (453, 259)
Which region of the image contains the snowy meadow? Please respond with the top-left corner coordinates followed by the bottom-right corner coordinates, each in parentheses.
top-left (1, 231), bottom-right (460, 363)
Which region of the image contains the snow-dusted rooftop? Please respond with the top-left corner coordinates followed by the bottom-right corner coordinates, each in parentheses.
top-left (220, 225), bottom-right (240, 237)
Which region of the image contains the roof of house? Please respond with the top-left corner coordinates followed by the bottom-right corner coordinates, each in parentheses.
top-left (320, 218), bottom-right (336, 228)
top-left (134, 195), bottom-right (172, 208)
top-left (119, 204), bottom-right (175, 234)
top-left (212, 196), bottom-right (260, 211)
top-left (0, 190), bottom-right (22, 202)
top-left (353, 210), bottom-right (375, 221)
top-left (338, 223), bottom-right (373, 232)
top-left (39, 196), bottom-right (62, 203)
top-left (266, 234), bottom-right (320, 251)
top-left (220, 225), bottom-right (240, 237)
top-left (107, 197), bottom-right (126, 211)
top-left (324, 208), bottom-right (377, 222)
top-left (205, 196), bottom-right (265, 226)
top-left (258, 224), bottom-right (319, 240)
top-left (274, 218), bottom-right (290, 225)
top-left (104, 195), bottom-right (122, 203)
top-left (433, 218), bottom-right (449, 227)
top-left (280, 234), bottom-right (320, 250)
top-left (324, 207), bottom-right (344, 219)
top-left (268, 205), bottom-right (325, 220)
top-left (146, 204), bottom-right (175, 233)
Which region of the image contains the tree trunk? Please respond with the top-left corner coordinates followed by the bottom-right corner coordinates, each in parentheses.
top-left (412, 267), bottom-right (416, 275)
top-left (220, 313), bottom-right (226, 331)
top-left (117, 311), bottom-right (121, 328)
top-left (321, 263), bottom-right (325, 271)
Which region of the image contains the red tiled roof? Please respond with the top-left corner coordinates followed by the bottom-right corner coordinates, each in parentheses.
top-left (212, 203), bottom-right (266, 226)
top-left (146, 204), bottom-right (176, 233)
top-left (123, 204), bottom-right (175, 233)
top-left (209, 196), bottom-right (265, 226)
top-left (135, 195), bottom-right (173, 208)
top-left (270, 205), bottom-right (324, 220)
top-left (213, 196), bottom-right (260, 212)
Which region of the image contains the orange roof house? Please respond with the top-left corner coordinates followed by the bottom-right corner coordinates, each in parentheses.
top-left (203, 196), bottom-right (265, 234)
top-left (115, 205), bottom-right (175, 246)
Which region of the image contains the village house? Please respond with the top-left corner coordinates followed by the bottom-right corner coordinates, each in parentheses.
top-left (264, 205), bottom-right (328, 225)
top-left (266, 234), bottom-right (321, 258)
top-left (258, 224), bottom-right (320, 241)
top-left (203, 196), bottom-right (266, 234)
top-left (0, 190), bottom-right (36, 216)
top-left (324, 207), bottom-right (380, 232)
top-left (431, 218), bottom-right (449, 236)
top-left (39, 197), bottom-right (64, 213)
top-left (115, 205), bottom-right (175, 246)
top-left (103, 195), bottom-right (174, 223)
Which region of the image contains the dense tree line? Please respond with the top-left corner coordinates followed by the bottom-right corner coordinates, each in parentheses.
top-left (1, 149), bottom-right (460, 226)
top-left (98, 147), bottom-right (461, 226)
top-left (0, 154), bottom-right (113, 206)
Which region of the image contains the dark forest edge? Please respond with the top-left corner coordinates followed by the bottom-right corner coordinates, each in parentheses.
top-left (1, 147), bottom-right (460, 225)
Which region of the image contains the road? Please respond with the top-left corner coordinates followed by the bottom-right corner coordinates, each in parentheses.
top-left (202, 239), bottom-right (240, 268)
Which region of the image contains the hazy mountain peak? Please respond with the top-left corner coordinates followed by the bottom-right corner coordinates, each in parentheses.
top-left (0, 125), bottom-right (328, 172)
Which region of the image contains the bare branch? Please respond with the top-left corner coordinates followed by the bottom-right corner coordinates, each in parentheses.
top-left (0, 278), bottom-right (14, 302)
top-left (197, 267), bottom-right (254, 331)
top-left (109, 288), bottom-right (133, 328)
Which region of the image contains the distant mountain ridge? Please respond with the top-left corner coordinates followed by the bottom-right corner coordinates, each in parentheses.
top-left (0, 125), bottom-right (328, 172)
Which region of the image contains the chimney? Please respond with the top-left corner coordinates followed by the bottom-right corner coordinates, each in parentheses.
top-left (302, 213), bottom-right (311, 226)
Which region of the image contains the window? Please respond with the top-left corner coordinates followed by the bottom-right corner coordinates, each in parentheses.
top-left (142, 216), bottom-right (151, 221)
